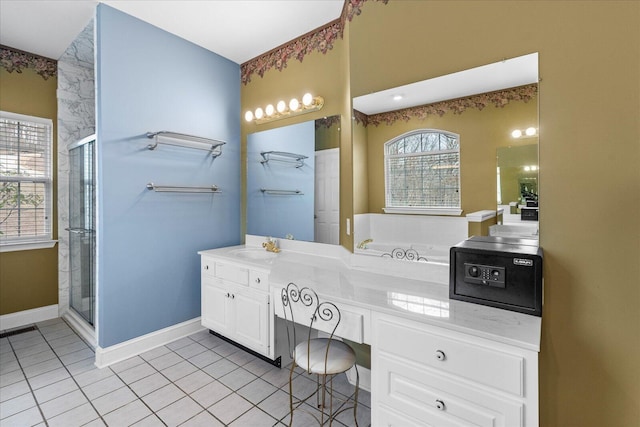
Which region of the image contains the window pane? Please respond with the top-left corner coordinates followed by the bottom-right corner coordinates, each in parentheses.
top-left (0, 113), bottom-right (52, 243)
top-left (384, 130), bottom-right (460, 209)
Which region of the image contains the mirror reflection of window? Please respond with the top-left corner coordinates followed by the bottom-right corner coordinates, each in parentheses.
top-left (383, 129), bottom-right (460, 214)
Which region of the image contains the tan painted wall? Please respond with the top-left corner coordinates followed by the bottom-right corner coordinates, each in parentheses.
top-left (352, 119), bottom-right (369, 215)
top-left (315, 120), bottom-right (341, 151)
top-left (362, 97), bottom-right (537, 214)
top-left (242, 2), bottom-right (639, 424)
top-left (348, 1), bottom-right (640, 426)
top-left (0, 67), bottom-right (59, 315)
top-left (240, 34), bottom-right (353, 248)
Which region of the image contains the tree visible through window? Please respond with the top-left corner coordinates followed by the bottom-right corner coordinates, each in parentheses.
top-left (384, 130), bottom-right (460, 212)
top-left (0, 111), bottom-right (53, 245)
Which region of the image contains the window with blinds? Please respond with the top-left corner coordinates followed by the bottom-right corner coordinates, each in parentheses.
top-left (384, 130), bottom-right (460, 211)
top-left (0, 111), bottom-right (53, 245)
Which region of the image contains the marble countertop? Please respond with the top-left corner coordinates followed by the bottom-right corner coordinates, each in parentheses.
top-left (199, 238), bottom-right (541, 352)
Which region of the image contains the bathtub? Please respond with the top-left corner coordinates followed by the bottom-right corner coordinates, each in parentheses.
top-left (355, 241), bottom-right (450, 264)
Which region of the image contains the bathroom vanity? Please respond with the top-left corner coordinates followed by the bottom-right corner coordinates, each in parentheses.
top-left (199, 236), bottom-right (541, 426)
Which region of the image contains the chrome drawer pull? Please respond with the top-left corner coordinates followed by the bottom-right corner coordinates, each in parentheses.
top-left (435, 400), bottom-right (445, 410)
top-left (435, 350), bottom-right (446, 361)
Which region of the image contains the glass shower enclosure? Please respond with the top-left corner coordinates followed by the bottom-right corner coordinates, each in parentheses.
top-left (67, 135), bottom-right (96, 326)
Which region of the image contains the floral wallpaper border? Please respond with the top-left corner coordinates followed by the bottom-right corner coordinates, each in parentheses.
top-left (315, 115), bottom-right (341, 130)
top-left (355, 84), bottom-right (538, 127)
top-left (241, 0), bottom-right (388, 84)
top-left (0, 45), bottom-right (57, 80)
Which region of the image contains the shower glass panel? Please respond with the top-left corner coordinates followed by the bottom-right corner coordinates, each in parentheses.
top-left (68, 136), bottom-right (95, 326)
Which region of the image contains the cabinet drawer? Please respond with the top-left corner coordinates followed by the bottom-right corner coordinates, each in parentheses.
top-left (273, 289), bottom-right (369, 344)
top-left (249, 270), bottom-right (268, 292)
top-left (377, 317), bottom-right (524, 396)
top-left (201, 258), bottom-right (215, 277)
top-left (215, 262), bottom-right (249, 285)
top-left (377, 354), bottom-right (523, 427)
top-left (377, 404), bottom-right (426, 427)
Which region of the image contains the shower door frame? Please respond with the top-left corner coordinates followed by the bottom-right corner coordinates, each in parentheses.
top-left (67, 134), bottom-right (96, 327)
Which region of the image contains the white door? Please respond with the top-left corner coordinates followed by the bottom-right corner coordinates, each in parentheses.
top-left (315, 148), bottom-right (340, 244)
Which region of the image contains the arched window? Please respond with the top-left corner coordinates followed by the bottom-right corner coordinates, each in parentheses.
top-left (384, 129), bottom-right (461, 215)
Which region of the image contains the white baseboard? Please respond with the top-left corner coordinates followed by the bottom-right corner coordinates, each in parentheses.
top-left (0, 304), bottom-right (59, 331)
top-left (95, 318), bottom-right (205, 368)
top-left (348, 364), bottom-right (371, 392)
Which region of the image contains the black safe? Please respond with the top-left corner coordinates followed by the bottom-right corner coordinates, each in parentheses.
top-left (450, 236), bottom-right (543, 316)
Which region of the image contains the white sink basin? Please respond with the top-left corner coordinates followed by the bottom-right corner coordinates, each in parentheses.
top-left (229, 248), bottom-right (278, 261)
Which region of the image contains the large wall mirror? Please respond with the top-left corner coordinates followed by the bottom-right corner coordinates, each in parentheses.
top-left (495, 142), bottom-right (539, 238)
top-left (351, 53), bottom-right (539, 262)
top-left (246, 116), bottom-right (341, 244)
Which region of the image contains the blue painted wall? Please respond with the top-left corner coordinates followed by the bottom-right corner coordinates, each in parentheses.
top-left (95, 4), bottom-right (240, 348)
top-left (246, 121), bottom-right (315, 241)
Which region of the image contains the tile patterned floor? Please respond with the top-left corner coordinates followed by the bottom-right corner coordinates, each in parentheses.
top-left (0, 318), bottom-right (370, 426)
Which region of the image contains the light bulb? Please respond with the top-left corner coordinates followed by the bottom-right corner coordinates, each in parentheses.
top-left (276, 100), bottom-right (286, 113)
top-left (244, 110), bottom-right (254, 122)
top-left (302, 93), bottom-right (313, 107)
top-left (524, 166), bottom-right (531, 171)
top-left (511, 129), bottom-right (522, 138)
top-left (254, 107), bottom-right (264, 120)
top-left (289, 98), bottom-right (300, 111)
top-left (525, 127), bottom-right (537, 136)
top-left (265, 104), bottom-right (275, 116)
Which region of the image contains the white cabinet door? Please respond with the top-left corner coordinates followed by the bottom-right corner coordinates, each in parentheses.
top-left (202, 268), bottom-right (270, 357)
top-left (233, 287), bottom-right (269, 355)
top-left (202, 279), bottom-right (231, 335)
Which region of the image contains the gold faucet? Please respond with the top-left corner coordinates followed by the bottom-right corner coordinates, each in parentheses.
top-left (357, 238), bottom-right (373, 249)
top-left (262, 237), bottom-right (281, 253)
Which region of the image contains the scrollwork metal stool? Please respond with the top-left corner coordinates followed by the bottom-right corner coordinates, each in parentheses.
top-left (281, 282), bottom-right (360, 426)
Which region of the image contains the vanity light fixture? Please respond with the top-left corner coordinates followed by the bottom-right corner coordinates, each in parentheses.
top-left (245, 92), bottom-right (325, 124)
top-left (265, 104), bottom-right (275, 117)
top-left (511, 127), bottom-right (538, 139)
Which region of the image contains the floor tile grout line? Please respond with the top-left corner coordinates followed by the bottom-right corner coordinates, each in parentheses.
top-left (36, 320), bottom-right (105, 427)
top-left (4, 326), bottom-right (50, 427)
top-left (155, 337), bottom-right (245, 426)
top-left (168, 333), bottom-right (292, 426)
top-left (3, 321), bottom-right (369, 427)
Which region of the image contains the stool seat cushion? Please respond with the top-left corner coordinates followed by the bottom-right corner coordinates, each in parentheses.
top-left (294, 338), bottom-right (356, 375)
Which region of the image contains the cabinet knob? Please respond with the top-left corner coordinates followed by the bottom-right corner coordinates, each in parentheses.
top-left (435, 400), bottom-right (445, 411)
top-left (205, 265), bottom-right (209, 270)
top-left (255, 278), bottom-right (261, 284)
top-left (226, 292), bottom-right (230, 298)
top-left (435, 350), bottom-right (446, 361)
top-left (231, 294), bottom-right (235, 299)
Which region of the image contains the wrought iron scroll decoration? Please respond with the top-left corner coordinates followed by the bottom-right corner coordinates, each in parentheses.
top-left (382, 248), bottom-right (429, 263)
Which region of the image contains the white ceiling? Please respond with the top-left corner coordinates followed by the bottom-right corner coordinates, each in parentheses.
top-left (353, 53), bottom-right (539, 115)
top-left (0, 0), bottom-right (344, 63)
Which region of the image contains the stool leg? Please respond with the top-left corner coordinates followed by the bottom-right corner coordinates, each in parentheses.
top-left (288, 362), bottom-right (296, 427)
top-left (353, 366), bottom-right (360, 427)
